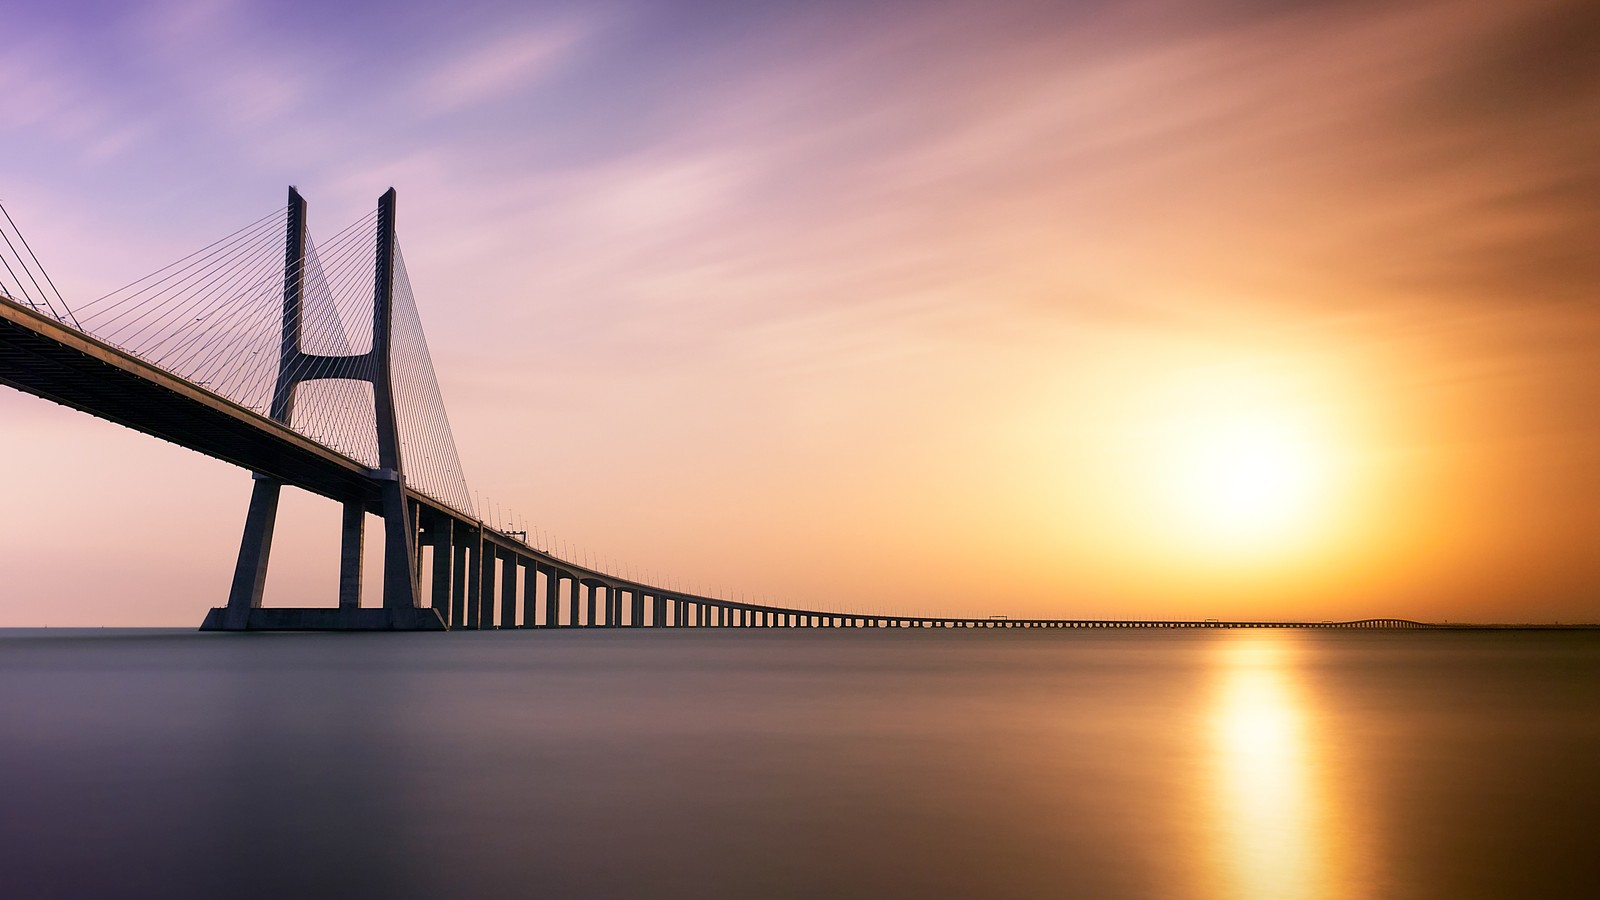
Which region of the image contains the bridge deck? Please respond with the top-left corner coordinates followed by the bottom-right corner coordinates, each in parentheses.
top-left (0, 295), bottom-right (381, 504)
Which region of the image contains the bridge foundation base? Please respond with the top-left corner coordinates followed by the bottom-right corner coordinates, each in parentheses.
top-left (198, 606), bottom-right (448, 631)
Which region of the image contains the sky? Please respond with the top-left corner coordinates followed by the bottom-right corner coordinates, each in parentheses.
top-left (1, 0), bottom-right (1596, 625)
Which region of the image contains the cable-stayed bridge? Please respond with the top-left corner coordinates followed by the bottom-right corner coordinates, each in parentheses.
top-left (0, 188), bottom-right (1441, 631)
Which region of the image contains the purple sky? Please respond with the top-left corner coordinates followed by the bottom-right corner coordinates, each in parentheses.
top-left (2, 0), bottom-right (1597, 624)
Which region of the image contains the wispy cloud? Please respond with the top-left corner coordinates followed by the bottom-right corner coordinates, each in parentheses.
top-left (416, 24), bottom-right (587, 113)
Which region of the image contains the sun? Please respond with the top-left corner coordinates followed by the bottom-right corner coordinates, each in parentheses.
top-left (1049, 346), bottom-right (1364, 573)
top-left (1161, 408), bottom-right (1335, 555)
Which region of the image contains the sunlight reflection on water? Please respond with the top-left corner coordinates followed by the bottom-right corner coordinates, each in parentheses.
top-left (1210, 636), bottom-right (1324, 899)
top-left (0, 629), bottom-right (1594, 899)
top-left (1205, 634), bottom-right (1374, 900)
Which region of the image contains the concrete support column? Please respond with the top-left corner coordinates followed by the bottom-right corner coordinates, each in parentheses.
top-left (410, 500), bottom-right (424, 581)
top-left (541, 566), bottom-right (559, 627)
top-left (479, 543), bottom-right (498, 629)
top-left (464, 536), bottom-right (482, 629)
top-left (338, 501), bottom-right (364, 609)
top-left (378, 480), bottom-right (420, 611)
top-left (431, 517), bottom-right (453, 626)
top-left (584, 582), bottom-right (597, 626)
top-left (500, 551), bottom-right (518, 628)
top-left (519, 560), bottom-right (537, 628)
top-left (631, 590), bottom-right (645, 627)
top-left (222, 477), bottom-right (283, 628)
top-left (451, 541), bottom-right (468, 627)
top-left (565, 575), bottom-right (580, 627)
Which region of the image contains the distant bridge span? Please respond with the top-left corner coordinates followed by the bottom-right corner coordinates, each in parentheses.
top-left (0, 189), bottom-right (1466, 631)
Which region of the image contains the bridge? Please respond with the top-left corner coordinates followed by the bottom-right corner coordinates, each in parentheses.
top-left (0, 188), bottom-right (1445, 631)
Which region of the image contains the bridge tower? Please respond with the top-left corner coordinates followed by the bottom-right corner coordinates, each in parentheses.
top-left (202, 188), bottom-right (444, 630)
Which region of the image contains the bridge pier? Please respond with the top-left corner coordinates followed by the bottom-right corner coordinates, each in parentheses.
top-left (478, 541), bottom-right (498, 629)
top-left (538, 566), bottom-right (555, 627)
top-left (499, 551), bottom-right (517, 628)
top-left (216, 477), bottom-right (282, 630)
top-left (518, 559), bottom-right (536, 628)
top-left (451, 540), bottom-right (468, 627)
top-left (463, 537), bottom-right (482, 629)
top-left (338, 501), bottom-right (364, 609)
top-left (430, 516), bottom-right (452, 626)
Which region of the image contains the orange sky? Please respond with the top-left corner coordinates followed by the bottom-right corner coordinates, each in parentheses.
top-left (1, 0), bottom-right (1596, 624)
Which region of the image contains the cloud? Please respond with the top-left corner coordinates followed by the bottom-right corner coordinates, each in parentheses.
top-left (416, 25), bottom-right (586, 113)
top-left (0, 45), bottom-right (143, 162)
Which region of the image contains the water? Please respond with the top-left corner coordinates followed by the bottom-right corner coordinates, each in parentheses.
top-left (1, 628), bottom-right (1595, 899)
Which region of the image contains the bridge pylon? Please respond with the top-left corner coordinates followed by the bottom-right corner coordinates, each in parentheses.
top-left (201, 187), bottom-right (443, 631)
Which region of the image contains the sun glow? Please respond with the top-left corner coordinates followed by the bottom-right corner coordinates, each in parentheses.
top-left (1164, 411), bottom-right (1331, 551)
top-left (1046, 344), bottom-right (1370, 580)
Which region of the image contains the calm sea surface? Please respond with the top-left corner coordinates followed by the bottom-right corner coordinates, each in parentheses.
top-left (1, 628), bottom-right (1596, 899)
